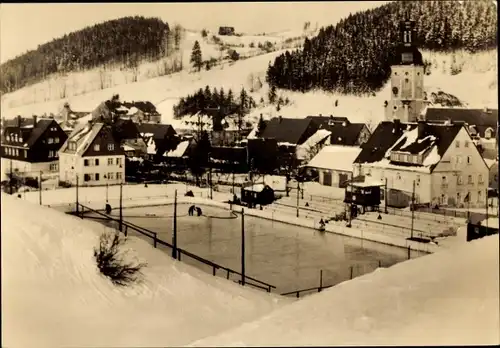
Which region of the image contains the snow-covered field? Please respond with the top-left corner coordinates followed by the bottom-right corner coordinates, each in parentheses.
top-left (1, 193), bottom-right (290, 347)
top-left (192, 234), bottom-right (500, 347)
top-left (3, 186), bottom-right (498, 346)
top-left (1, 42), bottom-right (496, 132)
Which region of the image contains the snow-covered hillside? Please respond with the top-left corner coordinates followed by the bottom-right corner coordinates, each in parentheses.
top-left (1, 44), bottom-right (497, 131)
top-left (192, 234), bottom-right (500, 346)
top-left (1, 194), bottom-right (289, 347)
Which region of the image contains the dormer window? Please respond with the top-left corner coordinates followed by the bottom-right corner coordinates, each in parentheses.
top-left (48, 138), bottom-right (54, 144)
top-left (485, 128), bottom-right (493, 139)
top-left (14, 134), bottom-right (18, 142)
top-left (69, 141), bottom-right (77, 151)
top-left (6, 135), bottom-right (10, 142)
top-left (107, 143), bottom-right (115, 151)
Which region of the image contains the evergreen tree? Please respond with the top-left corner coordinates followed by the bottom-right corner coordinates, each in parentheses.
top-left (190, 40), bottom-right (203, 72)
top-left (257, 114), bottom-right (266, 136)
top-left (268, 85), bottom-right (277, 104)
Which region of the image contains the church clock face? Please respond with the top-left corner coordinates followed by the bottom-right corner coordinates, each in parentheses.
top-left (392, 87), bottom-right (399, 96)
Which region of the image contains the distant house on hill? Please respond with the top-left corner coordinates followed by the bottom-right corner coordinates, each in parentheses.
top-left (423, 107), bottom-right (498, 160)
top-left (91, 95), bottom-right (161, 124)
top-left (353, 120), bottom-right (489, 208)
top-left (218, 26), bottom-right (235, 36)
top-left (1, 115), bottom-right (68, 176)
top-left (58, 122), bottom-right (125, 186)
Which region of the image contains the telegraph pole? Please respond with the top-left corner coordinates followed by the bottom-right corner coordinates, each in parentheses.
top-left (296, 180), bottom-right (300, 218)
top-left (119, 181), bottom-right (123, 232)
top-left (39, 171), bottom-right (42, 205)
top-left (76, 175), bottom-right (79, 215)
top-left (241, 208), bottom-right (246, 286)
top-left (384, 177), bottom-right (388, 214)
top-left (172, 189), bottom-right (178, 259)
top-left (9, 159), bottom-right (13, 195)
top-left (410, 180), bottom-right (415, 239)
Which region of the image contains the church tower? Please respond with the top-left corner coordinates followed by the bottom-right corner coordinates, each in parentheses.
top-left (385, 18), bottom-right (425, 123)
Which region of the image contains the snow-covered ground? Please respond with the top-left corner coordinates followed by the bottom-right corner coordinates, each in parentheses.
top-left (1, 193), bottom-right (290, 347)
top-left (192, 234), bottom-right (500, 347)
top-left (1, 45), bottom-right (496, 132)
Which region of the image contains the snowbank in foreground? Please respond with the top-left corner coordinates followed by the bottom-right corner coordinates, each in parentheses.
top-left (1, 194), bottom-right (289, 347)
top-left (192, 234), bottom-right (499, 346)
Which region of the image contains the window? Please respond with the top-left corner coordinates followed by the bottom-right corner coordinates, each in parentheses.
top-left (107, 158), bottom-right (113, 165)
top-left (55, 137), bottom-right (60, 144)
top-left (479, 174), bottom-right (484, 183)
top-left (95, 159), bottom-right (99, 166)
top-left (416, 175), bottom-right (421, 186)
top-left (478, 190), bottom-right (482, 203)
top-left (6, 135), bottom-right (10, 142)
top-left (14, 134), bottom-right (18, 142)
top-left (48, 138), bottom-right (53, 144)
top-left (116, 172), bottom-right (122, 180)
top-left (108, 172), bottom-right (114, 180)
top-left (442, 176), bottom-right (447, 184)
top-left (24, 150), bottom-right (27, 158)
top-left (69, 142), bottom-right (77, 151)
top-left (366, 168), bottom-right (371, 176)
top-left (15, 149), bottom-right (19, 156)
top-left (116, 158), bottom-right (122, 166)
top-left (50, 163), bottom-right (58, 172)
top-left (396, 172), bottom-right (401, 180)
top-left (19, 137), bottom-right (23, 142)
top-left (107, 143), bottom-right (115, 151)
top-left (468, 175), bottom-right (473, 184)
top-left (464, 141), bottom-right (469, 148)
top-left (94, 144), bottom-right (100, 151)
top-left (457, 192), bottom-right (461, 203)
top-left (84, 159), bottom-right (89, 166)
top-left (457, 175), bottom-right (463, 185)
top-left (485, 128), bottom-right (493, 139)
top-left (467, 156), bottom-right (472, 164)
top-left (48, 150), bottom-right (54, 158)
top-left (95, 173), bottom-right (100, 181)
top-left (455, 141), bottom-right (460, 148)
top-left (84, 174), bottom-right (91, 182)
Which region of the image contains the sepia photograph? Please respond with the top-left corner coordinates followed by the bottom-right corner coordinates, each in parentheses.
top-left (1, 1), bottom-right (498, 346)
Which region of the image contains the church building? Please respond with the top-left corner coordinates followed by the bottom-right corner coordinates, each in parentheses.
top-left (384, 19), bottom-right (426, 123)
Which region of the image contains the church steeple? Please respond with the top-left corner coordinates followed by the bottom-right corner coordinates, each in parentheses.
top-left (384, 16), bottom-right (425, 123)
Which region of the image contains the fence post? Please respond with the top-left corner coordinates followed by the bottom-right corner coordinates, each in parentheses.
top-left (296, 291), bottom-right (300, 298)
top-left (212, 266), bottom-right (216, 276)
top-left (153, 232), bottom-right (157, 248)
top-left (319, 269), bottom-right (323, 291)
top-left (407, 245), bottom-right (411, 259)
top-left (379, 260), bottom-right (381, 268)
top-left (124, 225), bottom-right (128, 237)
top-left (350, 266), bottom-right (353, 279)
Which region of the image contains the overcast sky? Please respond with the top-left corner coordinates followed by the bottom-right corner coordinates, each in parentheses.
top-left (0, 1), bottom-right (386, 63)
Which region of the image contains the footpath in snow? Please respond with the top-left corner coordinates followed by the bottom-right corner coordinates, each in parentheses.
top-left (1, 193), bottom-right (290, 347)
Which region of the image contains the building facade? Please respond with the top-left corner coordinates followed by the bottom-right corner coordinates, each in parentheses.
top-left (1, 116), bottom-right (68, 178)
top-left (59, 122), bottom-right (125, 186)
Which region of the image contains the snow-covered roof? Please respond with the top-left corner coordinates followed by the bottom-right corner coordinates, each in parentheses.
top-left (484, 158), bottom-right (497, 168)
top-left (243, 184), bottom-right (267, 192)
top-left (307, 145), bottom-right (362, 172)
top-left (123, 144), bottom-right (135, 151)
top-left (296, 129), bottom-right (332, 160)
top-left (146, 137), bottom-right (156, 155)
top-left (164, 140), bottom-right (190, 158)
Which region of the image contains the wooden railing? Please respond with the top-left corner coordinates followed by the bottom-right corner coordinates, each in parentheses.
top-left (75, 203), bottom-right (276, 293)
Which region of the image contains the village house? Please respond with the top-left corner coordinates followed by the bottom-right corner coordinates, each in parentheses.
top-left (58, 122), bottom-right (125, 186)
top-left (306, 145), bottom-right (362, 188)
top-left (112, 118), bottom-right (147, 157)
top-left (306, 115), bottom-right (371, 146)
top-left (136, 122), bottom-right (178, 161)
top-left (91, 95), bottom-right (162, 124)
top-left (218, 26), bottom-right (235, 36)
top-left (57, 102), bottom-right (92, 134)
top-left (353, 120), bottom-right (490, 208)
top-left (423, 107), bottom-right (498, 160)
top-left (1, 116), bottom-right (68, 177)
top-left (485, 158), bottom-right (498, 191)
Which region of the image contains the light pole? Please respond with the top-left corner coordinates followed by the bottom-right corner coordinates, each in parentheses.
top-left (172, 189), bottom-right (178, 259)
top-left (39, 170), bottom-right (42, 205)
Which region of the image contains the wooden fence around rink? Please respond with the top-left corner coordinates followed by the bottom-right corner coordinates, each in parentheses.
top-left (74, 203), bottom-right (276, 293)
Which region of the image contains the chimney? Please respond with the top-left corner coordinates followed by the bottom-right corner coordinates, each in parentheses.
top-left (484, 106), bottom-right (490, 113)
top-left (417, 120), bottom-right (427, 138)
top-left (319, 113), bottom-right (322, 117)
top-left (33, 115), bottom-right (37, 127)
top-left (278, 115), bottom-right (283, 123)
top-left (17, 115), bottom-right (22, 128)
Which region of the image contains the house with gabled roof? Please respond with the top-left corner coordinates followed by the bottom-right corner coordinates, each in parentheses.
top-left (136, 122), bottom-right (178, 160)
top-left (353, 120), bottom-right (489, 208)
top-left (58, 122), bottom-right (125, 186)
top-left (1, 116), bottom-right (68, 177)
top-left (305, 115), bottom-right (371, 147)
top-left (259, 116), bottom-right (320, 146)
top-left (423, 106), bottom-right (498, 160)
